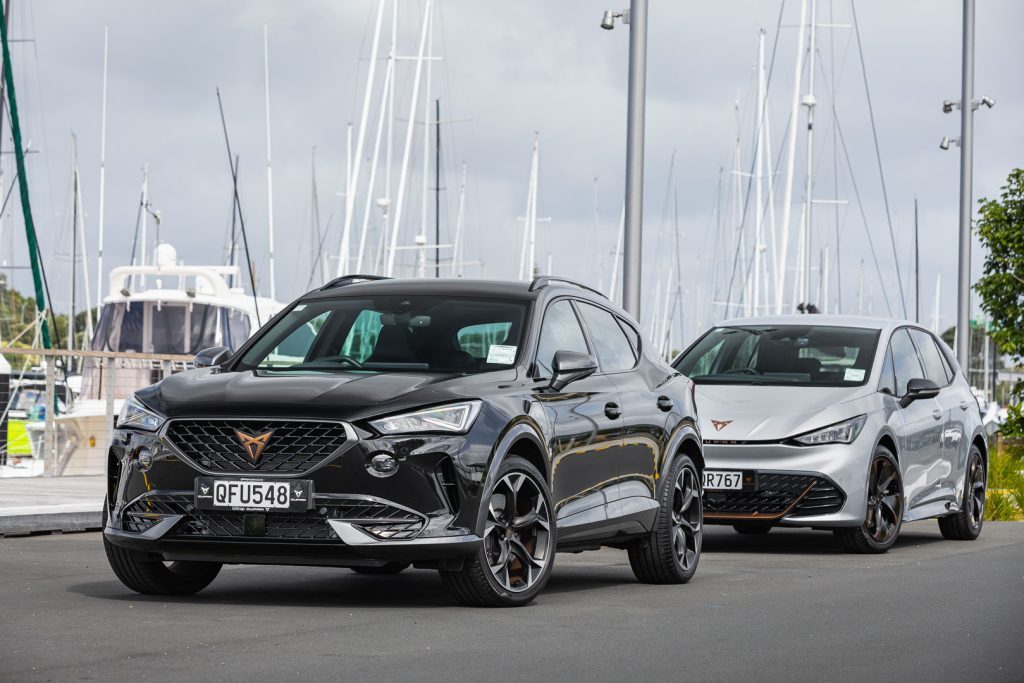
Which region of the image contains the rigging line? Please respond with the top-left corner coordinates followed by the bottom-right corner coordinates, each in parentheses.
top-left (128, 184), bottom-right (144, 268)
top-left (724, 0), bottom-right (787, 310)
top-left (849, 0), bottom-right (905, 318)
top-left (215, 88), bottom-right (262, 327)
top-left (834, 110), bottom-right (892, 316)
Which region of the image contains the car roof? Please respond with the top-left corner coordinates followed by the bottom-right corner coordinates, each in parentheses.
top-left (300, 277), bottom-right (612, 307)
top-left (715, 314), bottom-right (929, 335)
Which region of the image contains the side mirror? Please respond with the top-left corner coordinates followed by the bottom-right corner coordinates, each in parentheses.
top-left (899, 377), bottom-right (940, 408)
top-left (550, 350), bottom-right (599, 392)
top-left (194, 346), bottom-right (233, 369)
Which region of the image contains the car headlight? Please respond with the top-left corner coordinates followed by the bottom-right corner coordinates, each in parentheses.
top-left (793, 414), bottom-right (867, 446)
top-left (117, 395), bottom-right (166, 432)
top-left (370, 401), bottom-right (482, 435)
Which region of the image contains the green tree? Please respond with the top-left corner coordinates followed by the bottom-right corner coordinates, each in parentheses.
top-left (975, 168), bottom-right (1024, 436)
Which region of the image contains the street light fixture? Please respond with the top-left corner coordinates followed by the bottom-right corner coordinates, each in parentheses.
top-left (600, 9), bottom-right (629, 30)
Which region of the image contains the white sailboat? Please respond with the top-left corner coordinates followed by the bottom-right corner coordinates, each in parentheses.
top-left (34, 243), bottom-right (282, 476)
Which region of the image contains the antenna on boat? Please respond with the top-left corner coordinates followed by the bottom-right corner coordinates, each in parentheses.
top-left (215, 87), bottom-right (262, 327)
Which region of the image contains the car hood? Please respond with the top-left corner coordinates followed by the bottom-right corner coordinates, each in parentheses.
top-left (144, 367), bottom-right (515, 421)
top-left (696, 383), bottom-right (873, 442)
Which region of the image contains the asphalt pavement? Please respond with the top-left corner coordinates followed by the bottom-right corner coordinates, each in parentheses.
top-left (1, 521), bottom-right (1022, 682)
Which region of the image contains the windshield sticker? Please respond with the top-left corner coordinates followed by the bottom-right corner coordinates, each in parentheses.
top-left (294, 304), bottom-right (307, 311)
top-left (486, 345), bottom-right (517, 365)
top-left (844, 368), bottom-right (866, 382)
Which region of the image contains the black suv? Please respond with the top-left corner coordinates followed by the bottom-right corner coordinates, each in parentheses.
top-left (103, 276), bottom-right (704, 606)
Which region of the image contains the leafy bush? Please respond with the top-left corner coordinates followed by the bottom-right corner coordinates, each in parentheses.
top-left (986, 441), bottom-right (1024, 521)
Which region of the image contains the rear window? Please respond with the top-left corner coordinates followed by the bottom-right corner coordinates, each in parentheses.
top-left (674, 325), bottom-right (880, 387)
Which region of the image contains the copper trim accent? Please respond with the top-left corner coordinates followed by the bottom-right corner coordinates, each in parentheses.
top-left (704, 480), bottom-right (818, 521)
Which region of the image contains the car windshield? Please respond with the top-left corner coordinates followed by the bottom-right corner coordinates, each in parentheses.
top-left (674, 325), bottom-right (880, 387)
top-left (237, 295), bottom-right (528, 374)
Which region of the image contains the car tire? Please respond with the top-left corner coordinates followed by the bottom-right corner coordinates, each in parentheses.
top-left (938, 444), bottom-right (985, 541)
top-left (628, 455), bottom-right (702, 584)
top-left (834, 447), bottom-right (903, 554)
top-left (732, 523), bottom-right (771, 535)
top-left (351, 562), bottom-right (410, 575)
top-left (440, 456), bottom-right (555, 607)
top-left (102, 506), bottom-right (221, 596)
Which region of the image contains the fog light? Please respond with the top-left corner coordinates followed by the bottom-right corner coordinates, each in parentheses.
top-left (135, 447), bottom-right (154, 471)
top-left (368, 453), bottom-right (398, 477)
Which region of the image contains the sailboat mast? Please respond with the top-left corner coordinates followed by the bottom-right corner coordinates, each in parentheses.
top-left (775, 0), bottom-right (809, 314)
top-left (450, 161), bottom-right (467, 277)
top-left (338, 0), bottom-right (387, 276)
top-left (753, 29), bottom-right (766, 315)
top-left (96, 26), bottom-right (108, 304)
top-left (801, 0), bottom-right (819, 307)
top-left (69, 137), bottom-right (78, 352)
top-left (263, 25), bottom-right (277, 299)
top-left (435, 98), bottom-right (441, 278)
top-left (73, 141), bottom-right (93, 344)
top-left (386, 0), bottom-right (433, 277)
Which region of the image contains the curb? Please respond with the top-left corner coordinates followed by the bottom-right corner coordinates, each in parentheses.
top-left (0, 510), bottom-right (103, 537)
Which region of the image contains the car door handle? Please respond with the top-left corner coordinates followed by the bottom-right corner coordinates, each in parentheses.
top-left (959, 401), bottom-right (971, 411)
top-left (932, 409), bottom-right (943, 421)
top-left (657, 396), bottom-right (673, 412)
top-left (604, 402), bottom-right (622, 420)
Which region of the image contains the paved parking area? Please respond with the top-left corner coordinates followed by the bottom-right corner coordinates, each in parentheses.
top-left (1, 521), bottom-right (1022, 682)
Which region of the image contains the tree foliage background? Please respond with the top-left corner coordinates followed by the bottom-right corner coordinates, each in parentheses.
top-left (975, 168), bottom-right (1024, 436)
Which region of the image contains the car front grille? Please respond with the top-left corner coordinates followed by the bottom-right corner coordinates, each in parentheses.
top-left (703, 473), bottom-right (845, 520)
top-left (120, 493), bottom-right (426, 541)
top-left (164, 419), bottom-right (351, 474)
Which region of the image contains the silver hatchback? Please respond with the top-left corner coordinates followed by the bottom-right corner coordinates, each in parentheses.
top-left (674, 316), bottom-right (987, 553)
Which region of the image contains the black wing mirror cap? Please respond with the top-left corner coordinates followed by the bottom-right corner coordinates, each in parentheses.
top-left (550, 350), bottom-right (599, 392)
top-left (194, 346), bottom-right (233, 369)
top-left (899, 377), bottom-right (941, 408)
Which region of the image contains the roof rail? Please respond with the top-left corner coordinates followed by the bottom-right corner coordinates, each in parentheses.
top-left (319, 274), bottom-right (392, 291)
top-left (529, 276), bottom-right (607, 299)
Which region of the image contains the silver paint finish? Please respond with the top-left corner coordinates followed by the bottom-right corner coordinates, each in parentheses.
top-left (693, 315), bottom-right (984, 528)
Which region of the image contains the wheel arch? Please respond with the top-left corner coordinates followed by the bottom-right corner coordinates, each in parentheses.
top-left (876, 432), bottom-right (899, 461)
top-left (657, 421), bottom-right (704, 498)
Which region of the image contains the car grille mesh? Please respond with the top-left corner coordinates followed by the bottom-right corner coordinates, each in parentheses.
top-left (704, 473), bottom-right (844, 519)
top-left (120, 493), bottom-right (426, 541)
top-left (164, 420), bottom-right (350, 474)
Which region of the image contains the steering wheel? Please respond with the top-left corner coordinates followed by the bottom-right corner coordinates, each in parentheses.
top-left (312, 355), bottom-right (364, 369)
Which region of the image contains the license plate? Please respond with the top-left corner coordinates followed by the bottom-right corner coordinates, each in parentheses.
top-left (195, 477), bottom-right (312, 512)
top-left (703, 470), bottom-right (746, 491)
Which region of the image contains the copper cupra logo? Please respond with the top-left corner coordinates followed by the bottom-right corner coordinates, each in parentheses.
top-left (235, 429), bottom-right (274, 463)
top-left (711, 419), bottom-right (733, 432)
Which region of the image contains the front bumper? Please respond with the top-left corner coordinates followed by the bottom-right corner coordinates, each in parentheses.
top-left (702, 440), bottom-right (870, 527)
top-left (104, 424), bottom-right (486, 567)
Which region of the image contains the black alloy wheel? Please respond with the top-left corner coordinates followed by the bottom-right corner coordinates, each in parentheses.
top-left (629, 455), bottom-right (702, 583)
top-left (440, 456), bottom-right (554, 607)
top-left (938, 444), bottom-right (986, 540)
top-left (835, 448), bottom-right (903, 554)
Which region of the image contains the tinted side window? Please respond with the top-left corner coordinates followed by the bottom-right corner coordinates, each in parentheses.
top-left (577, 302), bottom-right (638, 372)
top-left (878, 348), bottom-right (897, 395)
top-left (535, 300), bottom-right (589, 377)
top-left (618, 318), bottom-right (641, 357)
top-left (890, 329), bottom-right (924, 397)
top-left (909, 328), bottom-right (951, 386)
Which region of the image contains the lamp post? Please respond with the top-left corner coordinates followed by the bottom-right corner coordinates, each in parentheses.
top-left (941, 0), bottom-right (994, 370)
top-left (602, 1), bottom-right (648, 320)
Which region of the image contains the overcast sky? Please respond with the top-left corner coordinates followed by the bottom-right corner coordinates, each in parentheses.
top-left (5, 0), bottom-right (1023, 345)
